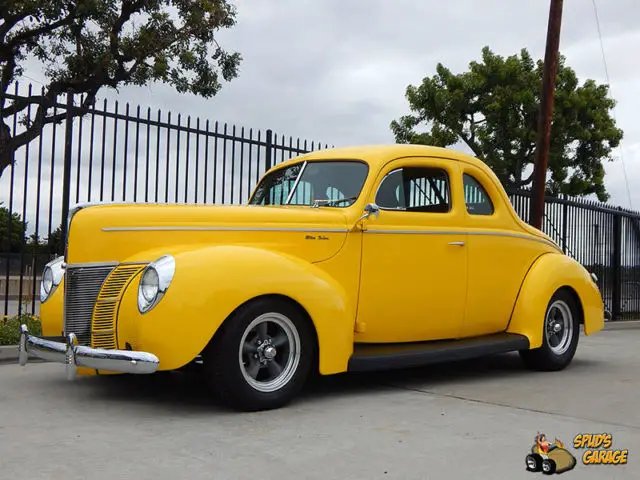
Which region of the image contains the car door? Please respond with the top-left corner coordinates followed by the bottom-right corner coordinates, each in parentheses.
top-left (459, 164), bottom-right (549, 337)
top-left (355, 157), bottom-right (468, 343)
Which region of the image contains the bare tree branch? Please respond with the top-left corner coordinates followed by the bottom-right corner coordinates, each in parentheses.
top-left (0, 0), bottom-right (242, 177)
top-left (457, 122), bottom-right (483, 158)
top-left (514, 171), bottom-right (535, 188)
top-left (0, 13), bottom-right (29, 41)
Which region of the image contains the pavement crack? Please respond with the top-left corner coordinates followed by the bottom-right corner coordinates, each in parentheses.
top-left (383, 382), bottom-right (640, 431)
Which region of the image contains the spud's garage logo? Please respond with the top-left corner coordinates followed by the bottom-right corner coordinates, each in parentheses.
top-left (525, 433), bottom-right (577, 474)
top-left (573, 433), bottom-right (628, 465)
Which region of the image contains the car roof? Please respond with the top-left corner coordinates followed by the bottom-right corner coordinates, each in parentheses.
top-left (274, 144), bottom-right (488, 172)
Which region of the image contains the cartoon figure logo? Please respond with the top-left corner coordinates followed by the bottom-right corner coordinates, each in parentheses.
top-left (525, 433), bottom-right (577, 475)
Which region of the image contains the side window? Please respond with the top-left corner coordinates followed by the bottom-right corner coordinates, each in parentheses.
top-left (463, 173), bottom-right (494, 215)
top-left (376, 167), bottom-right (451, 213)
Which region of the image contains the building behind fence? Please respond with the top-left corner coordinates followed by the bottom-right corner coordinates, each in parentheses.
top-left (2, 83), bottom-right (639, 320)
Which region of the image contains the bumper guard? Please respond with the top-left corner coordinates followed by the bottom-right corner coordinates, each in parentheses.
top-left (18, 324), bottom-right (160, 379)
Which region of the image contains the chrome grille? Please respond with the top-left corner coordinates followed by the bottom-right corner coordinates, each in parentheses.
top-left (91, 265), bottom-right (145, 349)
top-left (64, 265), bottom-right (115, 346)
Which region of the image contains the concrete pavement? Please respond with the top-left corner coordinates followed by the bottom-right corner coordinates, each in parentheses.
top-left (0, 329), bottom-right (638, 479)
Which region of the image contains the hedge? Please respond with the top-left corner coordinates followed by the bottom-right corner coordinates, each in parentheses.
top-left (0, 314), bottom-right (42, 346)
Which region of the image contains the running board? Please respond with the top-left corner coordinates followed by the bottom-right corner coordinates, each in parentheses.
top-left (347, 333), bottom-right (530, 372)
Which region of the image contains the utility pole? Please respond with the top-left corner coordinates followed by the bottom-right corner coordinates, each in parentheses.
top-left (529, 0), bottom-right (564, 229)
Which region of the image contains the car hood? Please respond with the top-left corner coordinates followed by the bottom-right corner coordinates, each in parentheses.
top-left (65, 203), bottom-right (351, 265)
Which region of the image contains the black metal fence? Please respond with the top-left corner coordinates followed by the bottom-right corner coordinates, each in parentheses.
top-left (1, 82), bottom-right (639, 320)
top-left (508, 190), bottom-right (640, 320)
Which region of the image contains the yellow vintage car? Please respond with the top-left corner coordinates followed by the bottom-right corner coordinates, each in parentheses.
top-left (18, 145), bottom-right (604, 411)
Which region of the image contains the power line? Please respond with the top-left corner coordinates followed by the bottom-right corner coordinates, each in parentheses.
top-left (18, 74), bottom-right (45, 87)
top-left (591, 0), bottom-right (633, 209)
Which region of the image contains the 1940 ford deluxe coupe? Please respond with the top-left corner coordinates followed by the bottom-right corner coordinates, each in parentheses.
top-left (18, 144), bottom-right (604, 411)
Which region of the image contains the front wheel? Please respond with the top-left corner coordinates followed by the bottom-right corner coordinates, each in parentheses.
top-left (525, 454), bottom-right (542, 472)
top-left (519, 289), bottom-right (580, 371)
top-left (203, 298), bottom-right (315, 411)
top-left (542, 458), bottom-right (557, 475)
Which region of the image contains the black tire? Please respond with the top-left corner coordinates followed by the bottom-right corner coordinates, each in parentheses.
top-left (519, 289), bottom-right (580, 372)
top-left (202, 297), bottom-right (316, 412)
top-left (525, 454), bottom-right (542, 472)
top-left (542, 458), bottom-right (556, 475)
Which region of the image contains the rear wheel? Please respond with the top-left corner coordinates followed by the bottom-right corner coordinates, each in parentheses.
top-left (519, 289), bottom-right (580, 371)
top-left (203, 298), bottom-right (315, 411)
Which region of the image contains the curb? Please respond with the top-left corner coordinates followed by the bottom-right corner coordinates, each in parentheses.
top-left (0, 345), bottom-right (45, 365)
top-left (0, 345), bottom-right (19, 364)
top-left (1, 320), bottom-right (639, 365)
top-left (601, 319), bottom-right (640, 331)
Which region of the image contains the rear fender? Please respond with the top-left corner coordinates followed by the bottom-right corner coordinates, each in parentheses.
top-left (507, 253), bottom-right (604, 348)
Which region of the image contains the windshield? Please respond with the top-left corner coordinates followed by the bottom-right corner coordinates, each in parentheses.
top-left (249, 160), bottom-right (369, 207)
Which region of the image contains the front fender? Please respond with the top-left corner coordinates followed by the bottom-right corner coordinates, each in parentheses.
top-left (118, 245), bottom-right (355, 374)
top-left (507, 253), bottom-right (604, 349)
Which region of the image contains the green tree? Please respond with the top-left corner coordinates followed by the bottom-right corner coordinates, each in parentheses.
top-left (1, 0), bottom-right (242, 176)
top-left (45, 224), bottom-right (64, 254)
top-left (27, 225), bottom-right (62, 255)
top-left (0, 205), bottom-right (26, 252)
top-left (390, 46), bottom-right (623, 201)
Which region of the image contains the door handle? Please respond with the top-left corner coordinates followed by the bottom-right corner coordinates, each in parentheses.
top-left (448, 241), bottom-right (465, 246)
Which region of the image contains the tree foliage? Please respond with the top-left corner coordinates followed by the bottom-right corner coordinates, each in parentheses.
top-left (27, 224), bottom-right (63, 254)
top-left (0, 205), bottom-right (62, 253)
top-left (0, 0), bottom-right (242, 176)
top-left (390, 46), bottom-right (623, 201)
top-left (0, 204), bottom-right (26, 252)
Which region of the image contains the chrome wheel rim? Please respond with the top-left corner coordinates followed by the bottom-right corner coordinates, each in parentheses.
top-left (239, 312), bottom-right (301, 393)
top-left (545, 299), bottom-right (573, 355)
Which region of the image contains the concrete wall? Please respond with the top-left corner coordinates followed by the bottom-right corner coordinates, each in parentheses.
top-left (0, 276), bottom-right (41, 301)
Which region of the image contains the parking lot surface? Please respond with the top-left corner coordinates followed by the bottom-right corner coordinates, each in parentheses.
top-left (1, 328), bottom-right (638, 479)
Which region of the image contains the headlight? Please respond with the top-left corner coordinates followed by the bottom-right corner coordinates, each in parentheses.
top-left (138, 255), bottom-right (176, 313)
top-left (40, 256), bottom-right (65, 303)
top-left (140, 268), bottom-right (159, 302)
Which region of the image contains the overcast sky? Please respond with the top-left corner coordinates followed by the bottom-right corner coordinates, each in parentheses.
top-left (151, 0), bottom-right (640, 209)
top-left (2, 0), bottom-right (639, 233)
top-left (133, 0), bottom-right (638, 210)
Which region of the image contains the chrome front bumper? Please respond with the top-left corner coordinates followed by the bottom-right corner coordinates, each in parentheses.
top-left (18, 324), bottom-right (160, 379)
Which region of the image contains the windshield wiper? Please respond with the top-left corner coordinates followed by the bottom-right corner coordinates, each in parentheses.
top-left (311, 196), bottom-right (357, 208)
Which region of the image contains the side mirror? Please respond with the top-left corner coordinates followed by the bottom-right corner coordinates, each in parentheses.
top-left (350, 203), bottom-right (380, 231)
top-left (363, 203), bottom-right (380, 219)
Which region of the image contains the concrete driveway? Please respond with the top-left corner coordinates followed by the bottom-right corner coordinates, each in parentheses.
top-left (1, 327), bottom-right (638, 479)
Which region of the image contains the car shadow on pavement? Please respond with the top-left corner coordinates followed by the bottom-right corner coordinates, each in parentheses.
top-left (300, 352), bottom-right (597, 401)
top-left (68, 352), bottom-right (597, 413)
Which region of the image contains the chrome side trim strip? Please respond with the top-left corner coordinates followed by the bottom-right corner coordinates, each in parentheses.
top-left (365, 229), bottom-right (462, 235)
top-left (102, 226), bottom-right (349, 233)
top-left (364, 229), bottom-right (561, 250)
top-left (480, 232), bottom-right (559, 250)
top-left (99, 226), bottom-right (558, 249)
